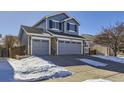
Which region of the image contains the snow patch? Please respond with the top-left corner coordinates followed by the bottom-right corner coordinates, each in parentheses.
top-left (8, 56), bottom-right (72, 81)
top-left (79, 59), bottom-right (108, 67)
top-left (84, 79), bottom-right (112, 82)
top-left (93, 55), bottom-right (124, 64)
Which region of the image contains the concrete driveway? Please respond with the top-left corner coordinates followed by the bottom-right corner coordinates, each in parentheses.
top-left (41, 55), bottom-right (124, 82)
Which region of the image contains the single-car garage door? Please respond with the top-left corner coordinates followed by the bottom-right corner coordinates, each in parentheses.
top-left (58, 40), bottom-right (82, 55)
top-left (32, 39), bottom-right (49, 56)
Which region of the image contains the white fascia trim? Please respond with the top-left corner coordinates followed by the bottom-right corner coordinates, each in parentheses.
top-left (58, 38), bottom-right (82, 42)
top-left (51, 19), bottom-right (59, 22)
top-left (33, 17), bottom-right (46, 27)
top-left (46, 18), bottom-right (47, 30)
top-left (50, 28), bottom-right (60, 31)
top-left (31, 36), bottom-right (51, 55)
top-left (81, 41), bottom-right (83, 54)
top-left (21, 26), bottom-right (30, 35)
top-left (54, 35), bottom-right (84, 40)
top-left (28, 36), bottom-right (30, 55)
top-left (27, 33), bottom-right (51, 38)
top-left (62, 17), bottom-right (80, 25)
top-left (45, 12), bottom-right (70, 19)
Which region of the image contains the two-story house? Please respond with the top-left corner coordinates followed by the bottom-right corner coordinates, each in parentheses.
top-left (18, 12), bottom-right (85, 56)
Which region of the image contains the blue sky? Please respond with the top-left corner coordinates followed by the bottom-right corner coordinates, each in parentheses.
top-left (0, 11), bottom-right (124, 36)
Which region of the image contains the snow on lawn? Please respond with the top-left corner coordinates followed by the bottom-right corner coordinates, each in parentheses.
top-left (93, 55), bottom-right (124, 64)
top-left (8, 56), bottom-right (72, 81)
top-left (83, 79), bottom-right (112, 82)
top-left (79, 59), bottom-right (108, 67)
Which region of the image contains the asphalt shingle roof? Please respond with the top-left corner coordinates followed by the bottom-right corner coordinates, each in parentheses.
top-left (48, 30), bottom-right (84, 38)
top-left (22, 25), bottom-right (49, 34)
top-left (22, 25), bottom-right (84, 38)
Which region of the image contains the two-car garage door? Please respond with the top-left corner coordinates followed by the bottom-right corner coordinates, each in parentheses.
top-left (58, 39), bottom-right (82, 55)
top-left (32, 38), bottom-right (50, 56)
top-left (31, 37), bottom-right (82, 56)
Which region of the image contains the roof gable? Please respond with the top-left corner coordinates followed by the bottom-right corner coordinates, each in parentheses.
top-left (45, 12), bottom-right (70, 19)
top-left (62, 17), bottom-right (80, 25)
top-left (33, 12), bottom-right (70, 27)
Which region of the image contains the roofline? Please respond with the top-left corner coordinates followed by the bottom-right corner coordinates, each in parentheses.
top-left (33, 12), bottom-right (70, 27)
top-left (62, 17), bottom-right (80, 25)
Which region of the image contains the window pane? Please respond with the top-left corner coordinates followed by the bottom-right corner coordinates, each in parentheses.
top-left (49, 20), bottom-right (52, 28)
top-left (67, 23), bottom-right (70, 30)
top-left (67, 23), bottom-right (78, 32)
top-left (59, 22), bottom-right (62, 30)
top-left (56, 22), bottom-right (59, 29)
top-left (75, 25), bottom-right (77, 32)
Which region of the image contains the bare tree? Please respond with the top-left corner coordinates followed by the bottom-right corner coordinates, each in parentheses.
top-left (95, 22), bottom-right (124, 56)
top-left (5, 35), bottom-right (20, 57)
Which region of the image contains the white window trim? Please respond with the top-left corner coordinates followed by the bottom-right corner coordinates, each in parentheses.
top-left (31, 36), bottom-right (51, 55)
top-left (67, 22), bottom-right (77, 32)
top-left (49, 20), bottom-right (60, 30)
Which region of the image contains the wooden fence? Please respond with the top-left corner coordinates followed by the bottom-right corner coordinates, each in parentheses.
top-left (9, 46), bottom-right (26, 58)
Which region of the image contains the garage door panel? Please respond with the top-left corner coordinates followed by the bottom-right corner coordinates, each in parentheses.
top-left (58, 40), bottom-right (81, 55)
top-left (32, 39), bottom-right (49, 56)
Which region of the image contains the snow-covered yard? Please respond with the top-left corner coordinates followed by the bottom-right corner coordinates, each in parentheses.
top-left (84, 79), bottom-right (112, 82)
top-left (93, 55), bottom-right (124, 64)
top-left (7, 56), bottom-right (72, 81)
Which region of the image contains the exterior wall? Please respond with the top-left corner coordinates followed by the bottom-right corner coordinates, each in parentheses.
top-left (36, 20), bottom-right (46, 29)
top-left (20, 30), bottom-right (29, 54)
top-left (35, 13), bottom-right (79, 36)
top-left (47, 14), bottom-right (68, 32)
top-left (92, 44), bottom-right (108, 56)
top-left (20, 30), bottom-right (28, 47)
top-left (48, 13), bottom-right (68, 21)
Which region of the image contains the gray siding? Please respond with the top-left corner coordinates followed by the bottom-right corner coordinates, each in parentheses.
top-left (47, 13), bottom-right (68, 32)
top-left (35, 13), bottom-right (79, 36)
top-left (36, 20), bottom-right (46, 29)
top-left (48, 13), bottom-right (68, 21)
top-left (21, 30), bottom-right (28, 47)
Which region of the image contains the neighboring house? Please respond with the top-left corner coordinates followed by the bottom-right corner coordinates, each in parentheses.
top-left (0, 34), bottom-right (6, 57)
top-left (81, 34), bottom-right (94, 54)
top-left (18, 12), bottom-right (85, 56)
top-left (82, 34), bottom-right (124, 56)
top-left (0, 34), bottom-right (5, 46)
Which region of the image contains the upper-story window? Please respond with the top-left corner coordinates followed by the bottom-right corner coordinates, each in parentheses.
top-left (49, 20), bottom-right (62, 30)
top-left (67, 23), bottom-right (77, 32)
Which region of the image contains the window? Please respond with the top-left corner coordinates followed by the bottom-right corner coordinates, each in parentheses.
top-left (49, 20), bottom-right (61, 30)
top-left (65, 41), bottom-right (70, 43)
top-left (67, 23), bottom-right (78, 32)
top-left (59, 40), bottom-right (64, 43)
top-left (33, 39), bottom-right (40, 42)
top-left (77, 42), bottom-right (81, 44)
top-left (42, 40), bottom-right (48, 42)
top-left (71, 41), bottom-right (76, 44)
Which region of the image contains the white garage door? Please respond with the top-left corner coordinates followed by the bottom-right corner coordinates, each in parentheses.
top-left (58, 40), bottom-right (82, 55)
top-left (32, 39), bottom-right (49, 56)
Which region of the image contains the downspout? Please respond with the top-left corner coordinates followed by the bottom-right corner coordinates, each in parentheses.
top-left (45, 18), bottom-right (48, 31)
